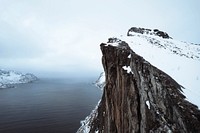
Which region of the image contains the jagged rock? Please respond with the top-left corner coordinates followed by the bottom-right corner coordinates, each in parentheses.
top-left (87, 42), bottom-right (200, 133)
top-left (127, 27), bottom-right (172, 39)
top-left (107, 38), bottom-right (122, 43)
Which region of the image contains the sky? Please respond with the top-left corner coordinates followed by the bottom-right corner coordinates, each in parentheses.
top-left (0, 0), bottom-right (199, 77)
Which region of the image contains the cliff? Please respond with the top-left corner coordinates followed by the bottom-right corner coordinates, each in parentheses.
top-left (77, 28), bottom-right (200, 133)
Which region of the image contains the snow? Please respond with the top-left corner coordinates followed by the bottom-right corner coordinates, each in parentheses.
top-left (106, 31), bottom-right (200, 108)
top-left (107, 42), bottom-right (119, 47)
top-left (128, 54), bottom-right (131, 58)
top-left (77, 100), bottom-right (101, 133)
top-left (95, 72), bottom-right (105, 90)
top-left (122, 66), bottom-right (133, 74)
top-left (0, 69), bottom-right (38, 88)
top-left (79, 29), bottom-right (200, 132)
top-left (146, 100), bottom-right (150, 109)
top-left (167, 129), bottom-right (172, 133)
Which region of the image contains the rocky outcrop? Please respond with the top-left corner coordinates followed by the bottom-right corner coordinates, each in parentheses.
top-left (86, 40), bottom-right (200, 132)
top-left (127, 27), bottom-right (172, 39)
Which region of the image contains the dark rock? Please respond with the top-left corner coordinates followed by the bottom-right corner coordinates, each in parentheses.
top-left (127, 27), bottom-right (172, 39)
top-left (88, 42), bottom-right (200, 133)
top-left (107, 38), bottom-right (121, 43)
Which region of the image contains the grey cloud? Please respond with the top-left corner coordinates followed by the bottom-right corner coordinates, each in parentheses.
top-left (0, 0), bottom-right (199, 75)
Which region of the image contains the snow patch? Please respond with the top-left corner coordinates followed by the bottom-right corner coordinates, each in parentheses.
top-left (146, 100), bottom-right (150, 109)
top-left (106, 42), bottom-right (119, 47)
top-left (77, 100), bottom-right (101, 133)
top-left (122, 66), bottom-right (133, 74)
top-left (128, 54), bottom-right (131, 58)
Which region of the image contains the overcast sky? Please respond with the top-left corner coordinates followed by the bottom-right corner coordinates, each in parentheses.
top-left (0, 0), bottom-right (199, 77)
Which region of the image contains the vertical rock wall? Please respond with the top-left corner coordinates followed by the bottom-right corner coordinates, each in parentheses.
top-left (89, 43), bottom-right (200, 133)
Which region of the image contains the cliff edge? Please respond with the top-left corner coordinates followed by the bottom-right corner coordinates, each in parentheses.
top-left (77, 28), bottom-right (200, 133)
top-left (92, 42), bottom-right (200, 132)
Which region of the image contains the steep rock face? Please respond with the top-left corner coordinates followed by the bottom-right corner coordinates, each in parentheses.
top-left (89, 42), bottom-right (200, 132)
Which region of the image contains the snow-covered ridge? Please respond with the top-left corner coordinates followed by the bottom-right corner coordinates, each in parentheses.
top-left (0, 69), bottom-right (38, 88)
top-left (77, 27), bottom-right (200, 132)
top-left (127, 33), bottom-right (200, 60)
top-left (105, 29), bottom-right (200, 108)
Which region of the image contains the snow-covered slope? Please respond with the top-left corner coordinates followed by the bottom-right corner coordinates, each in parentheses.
top-left (0, 69), bottom-right (38, 88)
top-left (77, 27), bottom-right (200, 133)
top-left (107, 27), bottom-right (200, 108)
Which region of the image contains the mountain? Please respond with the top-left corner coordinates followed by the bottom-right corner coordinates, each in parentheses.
top-left (0, 69), bottom-right (38, 88)
top-left (77, 27), bottom-right (200, 132)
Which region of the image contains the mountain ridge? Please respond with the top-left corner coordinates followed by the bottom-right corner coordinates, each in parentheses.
top-left (77, 27), bottom-right (200, 133)
top-left (0, 69), bottom-right (38, 88)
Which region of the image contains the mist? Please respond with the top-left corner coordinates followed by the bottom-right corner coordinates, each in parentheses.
top-left (0, 0), bottom-right (199, 78)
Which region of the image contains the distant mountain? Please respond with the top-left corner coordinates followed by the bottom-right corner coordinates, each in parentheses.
top-left (0, 69), bottom-right (38, 88)
top-left (77, 27), bottom-right (200, 133)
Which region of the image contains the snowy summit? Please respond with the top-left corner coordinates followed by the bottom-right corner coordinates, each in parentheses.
top-left (108, 27), bottom-right (200, 108)
top-left (77, 27), bottom-right (200, 133)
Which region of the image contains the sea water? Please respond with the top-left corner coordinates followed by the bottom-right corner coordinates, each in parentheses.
top-left (0, 78), bottom-right (102, 133)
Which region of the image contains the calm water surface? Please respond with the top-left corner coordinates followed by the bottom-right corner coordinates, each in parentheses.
top-left (0, 78), bottom-right (102, 133)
